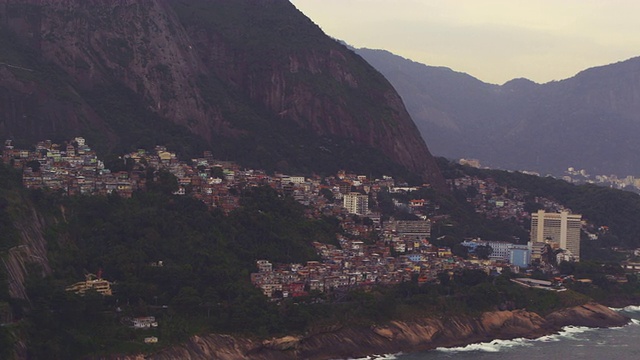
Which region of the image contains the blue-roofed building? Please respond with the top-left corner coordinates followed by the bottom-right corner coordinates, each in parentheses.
top-left (510, 245), bottom-right (531, 268)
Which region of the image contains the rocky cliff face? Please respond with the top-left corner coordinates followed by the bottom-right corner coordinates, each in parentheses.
top-left (1, 0), bottom-right (227, 138)
top-left (2, 204), bottom-right (51, 300)
top-left (112, 303), bottom-right (626, 360)
top-left (0, 0), bottom-right (444, 187)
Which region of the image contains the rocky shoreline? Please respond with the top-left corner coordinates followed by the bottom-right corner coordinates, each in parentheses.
top-left (108, 302), bottom-right (628, 360)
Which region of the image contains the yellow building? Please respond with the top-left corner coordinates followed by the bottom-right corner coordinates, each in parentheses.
top-left (66, 274), bottom-right (113, 296)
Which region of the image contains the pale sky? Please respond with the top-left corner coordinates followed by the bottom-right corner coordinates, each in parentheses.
top-left (290, 0), bottom-right (640, 84)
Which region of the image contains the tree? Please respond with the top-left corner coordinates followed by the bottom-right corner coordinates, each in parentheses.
top-left (26, 160), bottom-right (41, 172)
top-left (475, 245), bottom-right (493, 260)
top-left (467, 283), bottom-right (499, 311)
top-left (376, 188), bottom-right (395, 215)
top-left (211, 166), bottom-right (225, 179)
top-left (454, 269), bottom-right (489, 287)
top-left (148, 170), bottom-right (179, 195)
top-left (437, 271), bottom-right (451, 287)
top-left (172, 286), bottom-right (203, 314)
top-left (319, 188), bottom-right (334, 202)
top-left (558, 260), bottom-right (575, 275)
top-left (524, 201), bottom-right (543, 214)
top-left (103, 155), bottom-right (134, 172)
top-left (452, 243), bottom-right (469, 259)
top-left (465, 186), bottom-right (478, 198)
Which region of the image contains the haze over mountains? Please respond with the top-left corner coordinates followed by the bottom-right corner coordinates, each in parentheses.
top-left (356, 48), bottom-right (640, 176)
top-left (0, 0), bottom-right (444, 188)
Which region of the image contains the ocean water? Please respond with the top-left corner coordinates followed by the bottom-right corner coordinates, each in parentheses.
top-left (352, 306), bottom-right (640, 360)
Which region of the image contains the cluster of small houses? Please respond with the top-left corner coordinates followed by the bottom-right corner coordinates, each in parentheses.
top-left (3, 138), bottom-right (427, 216)
top-left (250, 234), bottom-right (540, 300)
top-left (6, 138), bottom-right (574, 300)
top-left (11, 138), bottom-right (640, 321)
top-left (120, 316), bottom-right (159, 344)
top-left (564, 166), bottom-right (640, 192)
top-left (5, 138), bottom-right (139, 197)
top-left (64, 274), bottom-right (159, 344)
top-left (450, 175), bottom-right (566, 225)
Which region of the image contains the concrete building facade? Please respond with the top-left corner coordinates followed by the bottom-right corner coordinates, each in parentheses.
top-left (530, 210), bottom-right (581, 261)
top-left (343, 192), bottom-right (369, 215)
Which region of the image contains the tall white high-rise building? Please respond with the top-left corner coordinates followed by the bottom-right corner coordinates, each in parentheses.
top-left (530, 210), bottom-right (581, 261)
top-left (343, 192), bottom-right (369, 215)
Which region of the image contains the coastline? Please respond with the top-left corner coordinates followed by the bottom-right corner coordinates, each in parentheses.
top-left (111, 302), bottom-right (628, 360)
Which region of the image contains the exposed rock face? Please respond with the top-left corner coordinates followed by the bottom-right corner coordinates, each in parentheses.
top-left (1, 0), bottom-right (222, 137)
top-left (117, 302), bottom-right (628, 360)
top-left (2, 206), bottom-right (51, 300)
top-left (0, 0), bottom-right (445, 187)
top-left (545, 302), bottom-right (629, 328)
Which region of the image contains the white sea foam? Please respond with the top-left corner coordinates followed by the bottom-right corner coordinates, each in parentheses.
top-left (559, 325), bottom-right (593, 338)
top-left (435, 338), bottom-right (533, 353)
top-left (610, 305), bottom-right (640, 312)
top-left (346, 353), bottom-right (400, 360)
top-left (435, 325), bottom-right (595, 353)
top-left (536, 333), bottom-right (562, 342)
top-left (609, 325), bottom-right (627, 330)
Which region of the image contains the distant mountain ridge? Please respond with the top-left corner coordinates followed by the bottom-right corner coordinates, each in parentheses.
top-left (356, 48), bottom-right (640, 176)
top-left (0, 0), bottom-right (445, 188)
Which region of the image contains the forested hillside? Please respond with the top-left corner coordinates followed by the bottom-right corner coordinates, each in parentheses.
top-left (3, 159), bottom-right (640, 358)
top-left (440, 159), bottom-right (640, 250)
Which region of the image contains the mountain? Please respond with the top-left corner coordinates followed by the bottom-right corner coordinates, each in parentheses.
top-left (0, 0), bottom-right (444, 188)
top-left (356, 48), bottom-right (640, 176)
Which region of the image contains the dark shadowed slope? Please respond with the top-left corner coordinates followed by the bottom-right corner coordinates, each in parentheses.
top-left (0, 0), bottom-right (444, 187)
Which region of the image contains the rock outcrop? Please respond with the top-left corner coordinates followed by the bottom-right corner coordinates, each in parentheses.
top-left (545, 302), bottom-right (629, 328)
top-left (124, 302), bottom-right (627, 360)
top-left (0, 0), bottom-right (445, 188)
top-left (2, 206), bottom-right (51, 300)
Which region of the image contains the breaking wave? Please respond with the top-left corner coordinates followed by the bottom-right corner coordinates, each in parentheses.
top-left (348, 319), bottom-right (640, 358)
top-left (435, 325), bottom-right (594, 353)
top-left (609, 305), bottom-right (640, 312)
top-left (348, 354), bottom-right (401, 360)
top-left (435, 338), bottom-right (532, 353)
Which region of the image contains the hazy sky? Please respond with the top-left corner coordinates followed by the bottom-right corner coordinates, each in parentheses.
top-left (290, 0), bottom-right (640, 84)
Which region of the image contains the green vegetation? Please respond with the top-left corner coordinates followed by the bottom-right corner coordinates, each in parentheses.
top-left (82, 84), bottom-right (210, 158)
top-left (2, 1), bottom-right (639, 357)
top-left (0, 165), bottom-right (22, 251)
top-left (0, 265), bottom-right (16, 360)
top-left (557, 260), bottom-right (640, 305)
top-left (438, 158), bottom-right (640, 249)
top-left (71, 63), bottom-right (418, 182)
top-left (309, 270), bottom-right (590, 327)
top-left (19, 184), bottom-right (339, 357)
top-left (373, 184), bottom-right (529, 246)
top-left (2, 159), bottom-right (640, 358)
top-left (1, 0), bottom-right (426, 184)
